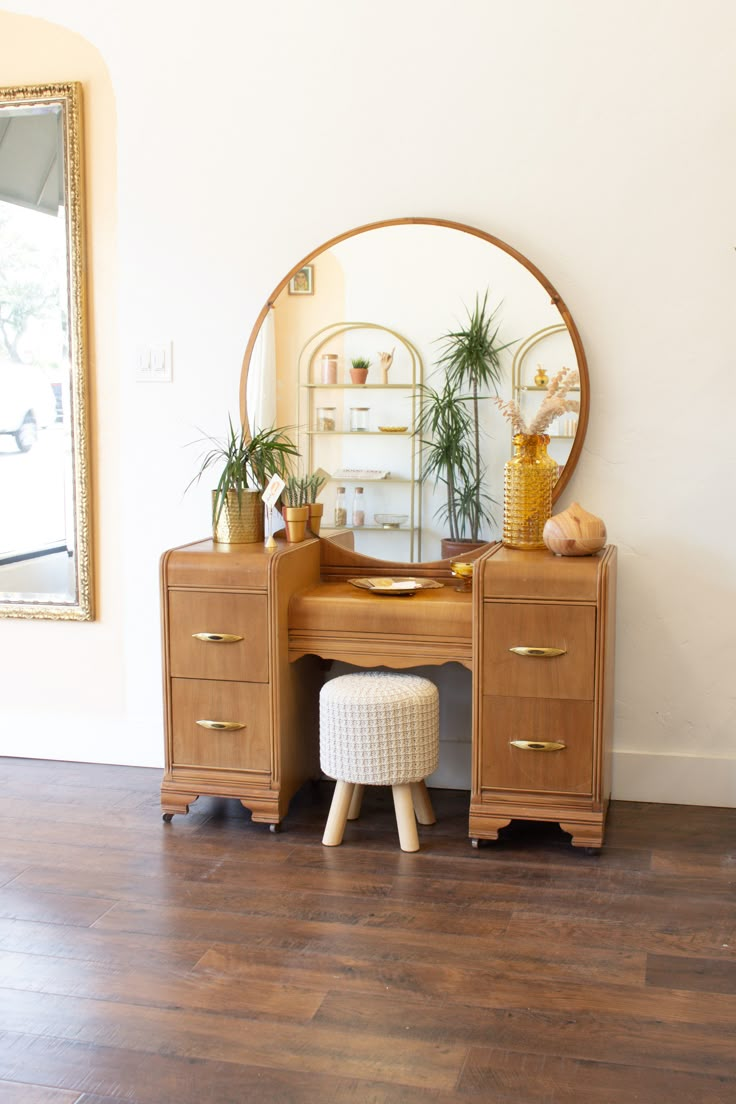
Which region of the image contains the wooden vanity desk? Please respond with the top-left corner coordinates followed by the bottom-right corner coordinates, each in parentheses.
top-left (160, 535), bottom-right (616, 849)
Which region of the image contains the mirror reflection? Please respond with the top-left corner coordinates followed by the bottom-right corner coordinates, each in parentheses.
top-left (0, 84), bottom-right (92, 618)
top-left (243, 220), bottom-right (587, 563)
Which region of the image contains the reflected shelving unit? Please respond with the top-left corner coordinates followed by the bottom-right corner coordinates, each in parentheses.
top-left (297, 323), bottom-right (424, 561)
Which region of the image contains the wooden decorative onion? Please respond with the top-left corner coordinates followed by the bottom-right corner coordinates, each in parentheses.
top-left (543, 502), bottom-right (606, 557)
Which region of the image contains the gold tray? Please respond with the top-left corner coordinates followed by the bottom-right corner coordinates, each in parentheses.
top-left (349, 577), bottom-right (444, 595)
top-left (378, 425), bottom-right (408, 433)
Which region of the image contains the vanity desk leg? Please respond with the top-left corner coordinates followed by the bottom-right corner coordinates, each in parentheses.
top-left (161, 792), bottom-right (199, 821)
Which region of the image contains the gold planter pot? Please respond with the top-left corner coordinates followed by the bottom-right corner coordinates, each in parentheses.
top-left (282, 504), bottom-right (309, 543)
top-left (307, 502), bottom-right (324, 536)
top-left (212, 489), bottom-right (264, 544)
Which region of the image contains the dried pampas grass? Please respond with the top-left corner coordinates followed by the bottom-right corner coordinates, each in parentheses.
top-left (494, 367), bottom-right (580, 435)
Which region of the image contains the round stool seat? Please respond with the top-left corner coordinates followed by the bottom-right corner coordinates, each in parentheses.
top-left (320, 671), bottom-right (439, 786)
top-left (319, 672), bottom-right (439, 852)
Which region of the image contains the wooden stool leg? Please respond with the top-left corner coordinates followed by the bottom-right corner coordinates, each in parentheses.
top-left (322, 780), bottom-right (355, 846)
top-left (411, 780), bottom-right (436, 825)
top-left (392, 783), bottom-right (419, 852)
top-left (347, 783), bottom-right (364, 821)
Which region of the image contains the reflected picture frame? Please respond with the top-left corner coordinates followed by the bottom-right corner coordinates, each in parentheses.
top-left (288, 265), bottom-right (314, 295)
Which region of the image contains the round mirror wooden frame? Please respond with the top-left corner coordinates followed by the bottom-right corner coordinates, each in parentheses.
top-left (240, 218), bottom-right (589, 562)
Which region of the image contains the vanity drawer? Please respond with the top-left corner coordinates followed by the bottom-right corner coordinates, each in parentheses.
top-left (481, 695), bottom-right (594, 794)
top-left (168, 590), bottom-right (268, 682)
top-left (482, 602), bottom-right (595, 700)
top-left (170, 678), bottom-right (271, 772)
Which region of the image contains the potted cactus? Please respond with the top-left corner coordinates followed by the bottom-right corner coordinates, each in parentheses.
top-left (304, 471), bottom-right (327, 535)
top-left (280, 475), bottom-right (310, 542)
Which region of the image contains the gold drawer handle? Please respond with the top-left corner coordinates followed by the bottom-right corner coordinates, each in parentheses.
top-left (509, 646), bottom-right (566, 658)
top-left (196, 720), bottom-right (246, 731)
top-left (510, 739), bottom-right (566, 752)
top-left (192, 632), bottom-right (243, 643)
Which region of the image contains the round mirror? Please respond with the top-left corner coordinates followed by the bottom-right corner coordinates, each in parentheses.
top-left (240, 218), bottom-right (588, 563)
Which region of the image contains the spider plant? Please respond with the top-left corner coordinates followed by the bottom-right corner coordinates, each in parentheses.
top-left (188, 417), bottom-right (299, 526)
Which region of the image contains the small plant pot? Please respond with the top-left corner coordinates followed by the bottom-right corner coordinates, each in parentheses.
top-left (282, 505), bottom-right (309, 543)
top-left (307, 502), bottom-right (324, 536)
top-left (349, 367), bottom-right (368, 385)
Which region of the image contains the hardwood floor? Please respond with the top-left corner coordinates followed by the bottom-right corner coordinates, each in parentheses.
top-left (0, 757), bottom-right (734, 1103)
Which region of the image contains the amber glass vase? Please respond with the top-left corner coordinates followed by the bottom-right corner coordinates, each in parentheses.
top-left (503, 434), bottom-right (558, 550)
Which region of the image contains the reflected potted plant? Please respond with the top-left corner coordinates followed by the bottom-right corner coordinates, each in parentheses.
top-left (349, 357), bottom-right (370, 384)
top-left (420, 292), bottom-right (513, 557)
top-left (188, 418), bottom-right (299, 544)
top-left (417, 380), bottom-right (496, 559)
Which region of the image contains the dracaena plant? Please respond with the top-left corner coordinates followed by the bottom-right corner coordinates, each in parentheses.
top-left (419, 292), bottom-right (514, 542)
top-left (188, 417), bottom-right (299, 525)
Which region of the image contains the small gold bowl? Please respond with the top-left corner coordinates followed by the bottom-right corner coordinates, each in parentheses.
top-left (450, 560), bottom-right (474, 592)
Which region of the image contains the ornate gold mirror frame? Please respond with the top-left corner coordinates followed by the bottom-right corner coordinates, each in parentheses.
top-left (0, 83), bottom-right (93, 619)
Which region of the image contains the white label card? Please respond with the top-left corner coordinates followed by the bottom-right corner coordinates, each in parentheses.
top-left (262, 474), bottom-right (285, 509)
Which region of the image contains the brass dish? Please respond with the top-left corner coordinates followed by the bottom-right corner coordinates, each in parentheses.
top-left (349, 577), bottom-right (444, 594)
top-left (378, 425), bottom-right (408, 434)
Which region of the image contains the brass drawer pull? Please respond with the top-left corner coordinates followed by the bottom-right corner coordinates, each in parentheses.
top-left (196, 720), bottom-right (246, 731)
top-left (192, 632), bottom-right (243, 643)
top-left (509, 646), bottom-right (566, 658)
top-left (510, 739), bottom-right (566, 752)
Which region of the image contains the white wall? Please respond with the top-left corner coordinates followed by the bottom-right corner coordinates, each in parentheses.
top-left (1, 0), bottom-right (734, 806)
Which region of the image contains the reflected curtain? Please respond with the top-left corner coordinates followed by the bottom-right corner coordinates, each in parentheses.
top-left (247, 307), bottom-right (276, 433)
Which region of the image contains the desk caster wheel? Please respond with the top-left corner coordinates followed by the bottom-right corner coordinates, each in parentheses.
top-left (269, 822), bottom-right (282, 834)
top-left (471, 837), bottom-right (485, 849)
top-left (162, 813), bottom-right (174, 823)
top-left (584, 846), bottom-right (601, 856)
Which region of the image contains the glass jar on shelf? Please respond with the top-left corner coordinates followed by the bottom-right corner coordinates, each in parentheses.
top-left (351, 487), bottom-right (365, 527)
top-left (316, 406), bottom-right (336, 432)
top-left (350, 406), bottom-right (369, 432)
top-left (320, 353), bottom-right (338, 385)
top-left (334, 487), bottom-right (347, 528)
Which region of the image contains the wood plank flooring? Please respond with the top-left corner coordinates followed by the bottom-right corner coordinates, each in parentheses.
top-left (0, 757), bottom-right (734, 1103)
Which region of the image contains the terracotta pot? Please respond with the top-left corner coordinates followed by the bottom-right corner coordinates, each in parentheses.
top-left (307, 502), bottom-right (324, 536)
top-left (282, 504), bottom-right (309, 543)
top-left (440, 538), bottom-right (488, 561)
top-left (349, 367), bottom-right (368, 385)
top-left (212, 489), bottom-right (264, 544)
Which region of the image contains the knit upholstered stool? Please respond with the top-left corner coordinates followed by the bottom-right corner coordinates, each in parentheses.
top-left (319, 671), bottom-right (439, 852)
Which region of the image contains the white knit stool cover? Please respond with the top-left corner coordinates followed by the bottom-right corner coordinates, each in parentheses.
top-left (320, 671), bottom-right (439, 852)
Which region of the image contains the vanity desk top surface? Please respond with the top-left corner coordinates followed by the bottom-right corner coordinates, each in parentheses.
top-left (289, 577), bottom-right (471, 633)
top-left (288, 575), bottom-right (474, 668)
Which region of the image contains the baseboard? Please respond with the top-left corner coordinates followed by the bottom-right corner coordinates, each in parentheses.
top-left (611, 750), bottom-right (736, 808)
top-left (3, 724), bottom-right (734, 809)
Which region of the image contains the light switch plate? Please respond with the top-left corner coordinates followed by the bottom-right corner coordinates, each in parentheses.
top-left (136, 342), bottom-right (173, 382)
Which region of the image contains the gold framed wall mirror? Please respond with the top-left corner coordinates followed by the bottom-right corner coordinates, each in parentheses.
top-left (241, 218), bottom-right (589, 564)
top-left (0, 83), bottom-right (93, 619)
